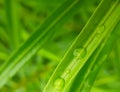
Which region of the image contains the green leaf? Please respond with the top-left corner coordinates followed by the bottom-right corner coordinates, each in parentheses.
top-left (43, 0), bottom-right (120, 91)
top-left (69, 27), bottom-right (118, 92)
top-left (4, 0), bottom-right (20, 49)
top-left (81, 32), bottom-right (118, 92)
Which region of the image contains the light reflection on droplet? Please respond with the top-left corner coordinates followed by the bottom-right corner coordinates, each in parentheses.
top-left (53, 77), bottom-right (65, 91)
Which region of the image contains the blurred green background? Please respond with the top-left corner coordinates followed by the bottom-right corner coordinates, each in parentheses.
top-left (0, 0), bottom-right (120, 92)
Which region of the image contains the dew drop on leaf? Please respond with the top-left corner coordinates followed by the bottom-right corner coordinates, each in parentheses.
top-left (53, 77), bottom-right (65, 91)
top-left (64, 69), bottom-right (71, 75)
top-left (73, 47), bottom-right (87, 59)
top-left (63, 69), bottom-right (71, 79)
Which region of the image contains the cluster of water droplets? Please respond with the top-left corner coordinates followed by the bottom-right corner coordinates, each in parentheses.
top-left (53, 24), bottom-right (105, 91)
top-left (53, 24), bottom-right (105, 90)
top-left (53, 47), bottom-right (87, 91)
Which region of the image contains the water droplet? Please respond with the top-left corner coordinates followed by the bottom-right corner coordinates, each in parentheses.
top-left (53, 77), bottom-right (65, 91)
top-left (62, 69), bottom-right (71, 79)
top-left (97, 24), bottom-right (105, 34)
top-left (73, 47), bottom-right (87, 59)
top-left (65, 69), bottom-right (71, 74)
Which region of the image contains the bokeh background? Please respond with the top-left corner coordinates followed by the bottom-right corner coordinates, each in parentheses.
top-left (0, 0), bottom-right (120, 92)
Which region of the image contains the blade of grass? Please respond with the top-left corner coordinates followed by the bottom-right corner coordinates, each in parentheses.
top-left (69, 30), bottom-right (110, 92)
top-left (4, 0), bottom-right (20, 49)
top-left (0, 0), bottom-right (86, 88)
top-left (80, 20), bottom-right (120, 92)
top-left (112, 21), bottom-right (120, 76)
top-left (64, 1), bottom-right (120, 92)
top-left (113, 20), bottom-right (120, 37)
top-left (43, 0), bottom-right (120, 91)
top-left (81, 34), bottom-right (117, 92)
top-left (69, 20), bottom-right (120, 92)
top-left (39, 49), bottom-right (60, 62)
top-left (65, 41), bottom-right (106, 92)
top-left (69, 25), bottom-right (118, 92)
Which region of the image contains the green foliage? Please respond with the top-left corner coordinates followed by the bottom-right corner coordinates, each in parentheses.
top-left (0, 0), bottom-right (120, 92)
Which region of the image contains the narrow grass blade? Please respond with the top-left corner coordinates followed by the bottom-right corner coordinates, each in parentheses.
top-left (44, 0), bottom-right (120, 91)
top-left (69, 26), bottom-right (118, 92)
top-left (70, 20), bottom-right (120, 92)
top-left (112, 21), bottom-right (120, 76)
top-left (4, 0), bottom-right (20, 49)
top-left (39, 49), bottom-right (60, 62)
top-left (81, 33), bottom-right (118, 92)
